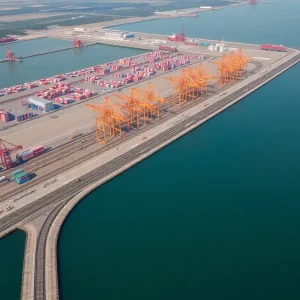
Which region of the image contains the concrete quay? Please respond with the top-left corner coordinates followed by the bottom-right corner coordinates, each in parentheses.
top-left (41, 50), bottom-right (299, 300)
top-left (20, 224), bottom-right (37, 300)
top-left (2, 49), bottom-right (297, 300)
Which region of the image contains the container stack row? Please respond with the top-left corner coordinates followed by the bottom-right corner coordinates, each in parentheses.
top-left (11, 169), bottom-right (31, 184)
top-left (0, 51), bottom-right (204, 98)
top-left (0, 85), bottom-right (25, 96)
top-left (68, 88), bottom-right (95, 101)
top-left (15, 112), bottom-right (34, 123)
top-left (24, 82), bottom-right (37, 89)
top-left (16, 145), bottom-right (44, 162)
top-left (35, 83), bottom-right (72, 100)
top-left (0, 110), bottom-right (10, 122)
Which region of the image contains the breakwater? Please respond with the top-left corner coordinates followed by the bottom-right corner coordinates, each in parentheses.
top-left (0, 43), bottom-right (97, 63)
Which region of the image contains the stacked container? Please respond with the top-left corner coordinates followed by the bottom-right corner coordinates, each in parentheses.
top-left (12, 169), bottom-right (30, 184)
top-left (15, 112), bottom-right (34, 123)
top-left (69, 88), bottom-right (94, 101)
top-left (0, 110), bottom-right (10, 122)
top-left (32, 145), bottom-right (45, 157)
top-left (86, 75), bottom-right (101, 83)
top-left (18, 149), bottom-right (34, 161)
top-left (35, 83), bottom-right (72, 100)
top-left (4, 85), bottom-right (25, 94)
top-left (49, 75), bottom-right (66, 83)
top-left (37, 79), bottom-right (50, 85)
top-left (24, 82), bottom-right (37, 89)
top-left (96, 68), bottom-right (110, 75)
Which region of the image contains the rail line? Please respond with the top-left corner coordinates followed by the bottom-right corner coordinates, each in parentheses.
top-left (34, 203), bottom-right (65, 300)
top-left (0, 54), bottom-right (298, 237)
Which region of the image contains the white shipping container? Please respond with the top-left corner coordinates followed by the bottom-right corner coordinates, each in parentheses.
top-left (0, 176), bottom-right (7, 183)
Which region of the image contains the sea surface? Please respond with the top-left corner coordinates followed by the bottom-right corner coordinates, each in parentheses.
top-left (0, 231), bottom-right (25, 300)
top-left (0, 38), bottom-right (70, 58)
top-left (0, 44), bottom-right (145, 89)
top-left (112, 0), bottom-right (300, 48)
top-left (1, 0), bottom-right (300, 299)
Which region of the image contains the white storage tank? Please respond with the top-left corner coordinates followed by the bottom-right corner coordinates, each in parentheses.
top-left (28, 96), bottom-right (54, 113)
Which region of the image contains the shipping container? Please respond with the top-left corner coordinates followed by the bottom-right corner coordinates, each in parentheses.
top-left (32, 145), bottom-right (45, 156)
top-left (16, 176), bottom-right (29, 185)
top-left (12, 169), bottom-right (23, 180)
top-left (18, 149), bottom-right (34, 161)
top-left (0, 176), bottom-right (7, 183)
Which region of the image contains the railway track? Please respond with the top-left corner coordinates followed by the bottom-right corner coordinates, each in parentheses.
top-left (0, 61), bottom-right (263, 202)
top-left (35, 203), bottom-right (65, 300)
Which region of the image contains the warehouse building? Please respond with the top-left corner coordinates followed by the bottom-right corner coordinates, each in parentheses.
top-left (28, 96), bottom-right (54, 113)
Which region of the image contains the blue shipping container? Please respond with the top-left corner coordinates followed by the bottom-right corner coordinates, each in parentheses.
top-left (16, 177), bottom-right (29, 184)
top-left (12, 169), bottom-right (23, 179)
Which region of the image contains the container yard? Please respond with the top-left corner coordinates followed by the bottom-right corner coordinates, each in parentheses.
top-left (0, 50), bottom-right (204, 129)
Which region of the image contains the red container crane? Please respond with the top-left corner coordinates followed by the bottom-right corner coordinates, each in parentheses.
top-left (73, 37), bottom-right (83, 48)
top-left (0, 139), bottom-right (22, 169)
top-left (5, 46), bottom-right (16, 61)
top-left (167, 27), bottom-right (186, 43)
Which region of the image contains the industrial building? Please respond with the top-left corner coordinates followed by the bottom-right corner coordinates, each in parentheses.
top-left (28, 96), bottom-right (55, 113)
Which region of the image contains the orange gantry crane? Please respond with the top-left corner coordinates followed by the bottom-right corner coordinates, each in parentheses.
top-left (87, 83), bottom-right (166, 143)
top-left (210, 50), bottom-right (251, 85)
top-left (88, 50), bottom-right (251, 144)
top-left (130, 83), bottom-right (167, 120)
top-left (0, 139), bottom-right (22, 169)
top-left (86, 98), bottom-right (130, 144)
top-left (165, 63), bottom-right (214, 106)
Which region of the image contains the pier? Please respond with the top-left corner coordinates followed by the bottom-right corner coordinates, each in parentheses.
top-left (0, 48), bottom-right (298, 299)
top-left (0, 43), bottom-right (97, 63)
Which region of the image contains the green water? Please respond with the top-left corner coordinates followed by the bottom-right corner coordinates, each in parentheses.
top-left (0, 231), bottom-right (25, 300)
top-left (58, 0), bottom-right (300, 299)
top-left (0, 44), bottom-right (145, 88)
